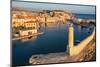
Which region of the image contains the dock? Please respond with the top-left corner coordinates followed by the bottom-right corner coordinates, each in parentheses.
top-left (12, 32), bottom-right (43, 40)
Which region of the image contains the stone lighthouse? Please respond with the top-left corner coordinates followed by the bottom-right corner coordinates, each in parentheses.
top-left (67, 23), bottom-right (74, 56)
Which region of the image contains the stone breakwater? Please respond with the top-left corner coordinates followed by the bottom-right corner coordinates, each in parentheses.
top-left (29, 41), bottom-right (95, 64)
top-left (68, 27), bottom-right (95, 56)
top-left (77, 42), bottom-right (96, 61)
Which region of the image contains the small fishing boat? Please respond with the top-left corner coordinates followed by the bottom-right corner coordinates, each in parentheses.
top-left (75, 40), bottom-right (80, 44)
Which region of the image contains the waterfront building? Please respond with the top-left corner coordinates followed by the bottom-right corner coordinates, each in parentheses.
top-left (24, 21), bottom-right (38, 29)
top-left (19, 29), bottom-right (37, 37)
top-left (46, 16), bottom-right (59, 23)
top-left (12, 10), bottom-right (39, 38)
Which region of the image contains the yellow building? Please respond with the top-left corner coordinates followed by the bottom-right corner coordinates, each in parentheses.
top-left (12, 19), bottom-right (25, 28)
top-left (46, 16), bottom-right (59, 23)
top-left (24, 21), bottom-right (37, 29)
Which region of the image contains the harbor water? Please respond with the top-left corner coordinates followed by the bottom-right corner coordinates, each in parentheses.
top-left (12, 14), bottom-right (95, 66)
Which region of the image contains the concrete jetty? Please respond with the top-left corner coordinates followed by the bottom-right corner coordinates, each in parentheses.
top-left (29, 39), bottom-right (95, 64)
top-left (68, 24), bottom-right (95, 56)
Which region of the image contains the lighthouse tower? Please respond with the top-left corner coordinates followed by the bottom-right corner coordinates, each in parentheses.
top-left (68, 23), bottom-right (74, 56)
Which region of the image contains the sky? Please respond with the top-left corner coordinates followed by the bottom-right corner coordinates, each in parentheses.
top-left (12, 1), bottom-right (96, 14)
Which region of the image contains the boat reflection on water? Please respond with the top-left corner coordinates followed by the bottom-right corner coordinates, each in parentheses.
top-left (21, 36), bottom-right (38, 42)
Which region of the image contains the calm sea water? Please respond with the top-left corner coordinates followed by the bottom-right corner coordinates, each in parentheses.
top-left (12, 14), bottom-right (95, 66)
top-left (75, 14), bottom-right (96, 19)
